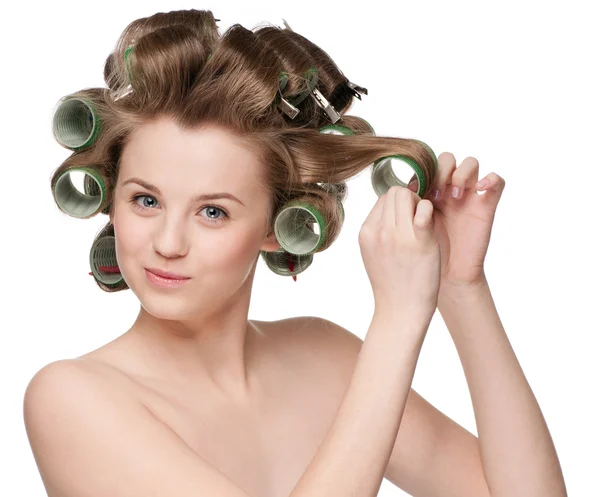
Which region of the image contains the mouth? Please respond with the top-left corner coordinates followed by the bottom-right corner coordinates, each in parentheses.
top-left (145, 269), bottom-right (191, 288)
top-left (145, 268), bottom-right (191, 280)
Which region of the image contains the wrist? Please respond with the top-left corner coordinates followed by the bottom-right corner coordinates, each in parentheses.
top-left (439, 276), bottom-right (489, 302)
top-left (372, 304), bottom-right (434, 334)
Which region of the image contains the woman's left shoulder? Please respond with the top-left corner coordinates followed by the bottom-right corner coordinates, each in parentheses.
top-left (269, 316), bottom-right (364, 372)
top-left (295, 315), bottom-right (363, 346)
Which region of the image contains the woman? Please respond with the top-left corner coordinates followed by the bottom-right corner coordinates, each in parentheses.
top-left (23, 9), bottom-right (567, 497)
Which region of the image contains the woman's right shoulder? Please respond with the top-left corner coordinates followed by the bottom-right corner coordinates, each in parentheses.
top-left (24, 358), bottom-right (136, 406)
top-left (23, 360), bottom-right (256, 497)
top-left (26, 359), bottom-right (95, 388)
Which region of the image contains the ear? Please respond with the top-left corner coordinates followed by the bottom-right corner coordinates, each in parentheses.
top-left (260, 229), bottom-right (280, 253)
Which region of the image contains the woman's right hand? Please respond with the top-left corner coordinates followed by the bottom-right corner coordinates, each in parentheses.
top-left (359, 185), bottom-right (441, 325)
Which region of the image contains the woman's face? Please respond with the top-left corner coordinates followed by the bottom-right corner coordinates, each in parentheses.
top-left (109, 116), bottom-right (279, 318)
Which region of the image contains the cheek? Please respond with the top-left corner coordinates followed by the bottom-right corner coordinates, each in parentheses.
top-left (211, 229), bottom-right (257, 267)
top-left (204, 225), bottom-right (267, 275)
top-left (113, 210), bottom-right (147, 257)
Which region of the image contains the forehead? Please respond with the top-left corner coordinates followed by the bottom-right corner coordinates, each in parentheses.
top-left (120, 117), bottom-right (264, 191)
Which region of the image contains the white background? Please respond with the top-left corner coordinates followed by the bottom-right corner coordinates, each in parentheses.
top-left (2, 0), bottom-right (598, 495)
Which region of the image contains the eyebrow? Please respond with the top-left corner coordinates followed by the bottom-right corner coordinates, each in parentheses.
top-left (120, 177), bottom-right (245, 206)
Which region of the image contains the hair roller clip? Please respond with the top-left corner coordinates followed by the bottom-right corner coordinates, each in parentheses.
top-left (277, 72), bottom-right (299, 119)
top-left (308, 84), bottom-right (341, 124)
top-left (278, 97), bottom-right (300, 120)
top-left (281, 18), bottom-right (294, 31)
top-left (107, 44), bottom-right (134, 101)
top-left (347, 81), bottom-right (368, 100)
top-left (277, 68), bottom-right (320, 120)
top-left (110, 83), bottom-right (133, 101)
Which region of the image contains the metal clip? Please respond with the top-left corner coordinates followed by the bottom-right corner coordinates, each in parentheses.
top-left (347, 81), bottom-right (369, 100)
top-left (111, 84), bottom-right (133, 102)
top-left (277, 71), bottom-right (300, 119)
top-left (277, 98), bottom-right (300, 119)
top-left (308, 85), bottom-right (341, 124)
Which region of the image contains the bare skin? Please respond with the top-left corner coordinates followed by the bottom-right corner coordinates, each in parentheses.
top-left (57, 117), bottom-right (344, 497)
top-left (75, 317), bottom-right (347, 497)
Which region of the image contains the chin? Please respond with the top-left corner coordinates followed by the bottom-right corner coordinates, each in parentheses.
top-left (139, 294), bottom-right (198, 321)
top-left (126, 273), bottom-right (194, 317)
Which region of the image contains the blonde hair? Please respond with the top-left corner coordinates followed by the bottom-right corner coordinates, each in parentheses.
top-left (50, 9), bottom-right (437, 291)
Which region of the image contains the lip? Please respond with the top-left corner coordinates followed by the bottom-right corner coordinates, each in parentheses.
top-left (145, 269), bottom-right (190, 288)
top-left (145, 267), bottom-right (190, 280)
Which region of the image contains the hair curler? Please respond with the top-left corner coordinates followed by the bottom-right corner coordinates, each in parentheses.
top-left (52, 95), bottom-right (101, 151)
top-left (88, 234), bottom-right (124, 287)
top-left (52, 166), bottom-right (107, 219)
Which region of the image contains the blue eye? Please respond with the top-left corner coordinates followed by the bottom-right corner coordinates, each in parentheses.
top-left (129, 194), bottom-right (229, 224)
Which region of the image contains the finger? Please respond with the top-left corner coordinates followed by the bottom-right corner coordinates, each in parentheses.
top-left (364, 189), bottom-right (388, 227)
top-left (477, 172), bottom-right (506, 206)
top-left (449, 156), bottom-right (480, 200)
top-left (428, 152), bottom-right (456, 202)
top-left (383, 185), bottom-right (400, 229)
top-left (407, 173), bottom-right (419, 193)
top-left (413, 198), bottom-right (434, 236)
top-left (395, 186), bottom-right (419, 234)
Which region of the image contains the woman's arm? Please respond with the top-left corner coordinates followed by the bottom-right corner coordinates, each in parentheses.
top-left (437, 278), bottom-right (568, 497)
top-left (290, 310), bottom-right (428, 497)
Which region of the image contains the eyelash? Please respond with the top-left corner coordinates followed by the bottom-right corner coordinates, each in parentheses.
top-left (128, 194), bottom-right (230, 224)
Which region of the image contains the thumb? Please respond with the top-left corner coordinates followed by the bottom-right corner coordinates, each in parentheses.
top-left (413, 199), bottom-right (434, 234)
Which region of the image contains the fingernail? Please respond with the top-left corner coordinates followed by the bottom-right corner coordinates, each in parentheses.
top-left (428, 189), bottom-right (440, 201)
top-left (476, 179), bottom-right (488, 189)
top-left (451, 186), bottom-right (461, 198)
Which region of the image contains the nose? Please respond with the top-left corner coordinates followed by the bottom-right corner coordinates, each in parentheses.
top-left (152, 215), bottom-right (189, 259)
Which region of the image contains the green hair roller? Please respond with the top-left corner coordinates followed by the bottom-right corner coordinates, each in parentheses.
top-left (53, 167), bottom-right (106, 219)
top-left (273, 200), bottom-right (327, 255)
top-left (260, 247), bottom-right (314, 277)
top-left (52, 96), bottom-right (101, 151)
top-left (89, 235), bottom-right (123, 286)
top-left (371, 155), bottom-right (428, 198)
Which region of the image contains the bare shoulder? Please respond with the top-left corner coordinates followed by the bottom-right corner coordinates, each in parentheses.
top-left (272, 315), bottom-right (364, 382)
top-left (272, 315), bottom-right (363, 346)
top-left (23, 359), bottom-right (138, 441)
top-left (23, 360), bottom-right (256, 497)
top-left (25, 356), bottom-right (139, 405)
top-left (24, 359), bottom-right (113, 401)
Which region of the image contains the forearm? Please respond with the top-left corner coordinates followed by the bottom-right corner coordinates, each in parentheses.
top-left (438, 277), bottom-right (567, 497)
top-left (291, 312), bottom-right (428, 497)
